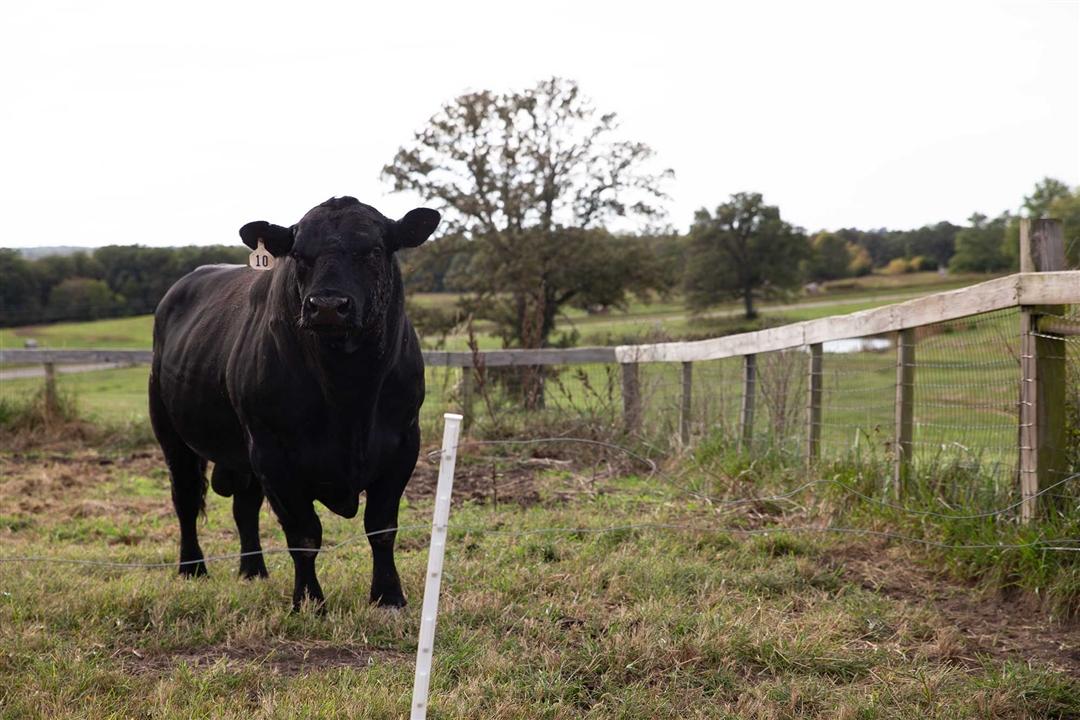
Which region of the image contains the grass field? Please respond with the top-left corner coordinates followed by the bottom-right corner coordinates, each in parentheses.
top-left (2, 271), bottom-right (1080, 717)
top-left (0, 315), bottom-right (155, 350)
top-left (1, 444), bottom-right (1078, 718)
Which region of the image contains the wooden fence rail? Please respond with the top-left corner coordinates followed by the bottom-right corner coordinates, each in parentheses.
top-left (3, 227), bottom-right (1076, 522)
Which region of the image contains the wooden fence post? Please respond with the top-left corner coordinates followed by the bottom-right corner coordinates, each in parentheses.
top-left (893, 328), bottom-right (915, 497)
top-left (679, 361), bottom-right (693, 447)
top-left (43, 362), bottom-right (59, 421)
top-left (621, 362), bottom-right (641, 434)
top-left (806, 344), bottom-right (823, 465)
top-left (740, 354), bottom-right (756, 450)
top-left (1019, 218), bottom-right (1066, 523)
top-left (459, 366), bottom-right (474, 432)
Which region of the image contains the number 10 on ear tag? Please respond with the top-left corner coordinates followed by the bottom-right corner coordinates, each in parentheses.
top-left (249, 240), bottom-right (275, 271)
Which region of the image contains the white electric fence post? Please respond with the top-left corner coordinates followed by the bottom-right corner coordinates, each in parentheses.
top-left (410, 412), bottom-right (463, 720)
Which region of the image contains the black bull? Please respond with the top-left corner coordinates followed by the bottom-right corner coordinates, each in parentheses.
top-left (148, 197), bottom-right (440, 610)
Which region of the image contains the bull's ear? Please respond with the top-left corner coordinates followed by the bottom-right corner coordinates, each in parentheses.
top-left (239, 221), bottom-right (295, 257)
top-left (390, 208), bottom-right (441, 250)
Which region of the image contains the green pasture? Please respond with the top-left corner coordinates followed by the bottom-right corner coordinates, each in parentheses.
top-left (0, 315), bottom-right (155, 350)
top-left (3, 272), bottom-right (1080, 717)
top-left (1, 443), bottom-right (1077, 718)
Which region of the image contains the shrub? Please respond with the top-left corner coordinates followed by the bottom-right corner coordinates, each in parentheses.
top-left (881, 258), bottom-right (913, 275)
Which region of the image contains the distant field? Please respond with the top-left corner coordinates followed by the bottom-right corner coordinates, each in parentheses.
top-left (1, 366), bottom-right (151, 424)
top-left (0, 273), bottom-right (1023, 486)
top-left (0, 271), bottom-right (989, 353)
top-left (0, 315), bottom-right (154, 350)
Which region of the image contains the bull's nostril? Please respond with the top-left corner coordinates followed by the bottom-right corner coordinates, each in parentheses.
top-left (304, 296), bottom-right (351, 327)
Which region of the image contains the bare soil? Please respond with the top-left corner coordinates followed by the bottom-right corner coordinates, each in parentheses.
top-left (0, 448), bottom-right (163, 518)
top-left (0, 445), bottom-right (556, 514)
top-left (833, 541), bottom-right (1080, 675)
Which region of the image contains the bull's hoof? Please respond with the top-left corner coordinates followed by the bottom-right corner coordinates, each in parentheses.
top-left (291, 583), bottom-right (326, 615)
top-left (370, 588), bottom-right (407, 609)
top-left (238, 556), bottom-right (269, 580)
top-left (179, 559), bottom-right (208, 578)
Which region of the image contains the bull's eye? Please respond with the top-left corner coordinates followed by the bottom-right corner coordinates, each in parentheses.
top-left (355, 246), bottom-right (383, 263)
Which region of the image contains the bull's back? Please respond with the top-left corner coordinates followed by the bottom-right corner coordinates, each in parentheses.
top-left (152, 264), bottom-right (257, 468)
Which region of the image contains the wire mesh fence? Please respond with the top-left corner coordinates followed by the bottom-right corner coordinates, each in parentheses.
top-left (908, 308), bottom-right (1021, 507)
top-left (405, 302), bottom-right (1080, 524)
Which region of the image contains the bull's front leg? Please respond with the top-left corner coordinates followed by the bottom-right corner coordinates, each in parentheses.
top-left (265, 489), bottom-right (324, 612)
top-left (364, 425), bottom-right (419, 608)
top-left (281, 506), bottom-right (324, 611)
top-left (249, 440), bottom-right (325, 612)
top-left (364, 482), bottom-right (407, 607)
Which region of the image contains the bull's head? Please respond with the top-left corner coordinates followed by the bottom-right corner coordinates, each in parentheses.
top-left (239, 197), bottom-right (439, 336)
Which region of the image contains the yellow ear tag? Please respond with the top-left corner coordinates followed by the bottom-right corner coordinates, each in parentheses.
top-left (249, 240), bottom-right (275, 271)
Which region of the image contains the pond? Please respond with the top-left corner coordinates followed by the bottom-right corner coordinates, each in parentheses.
top-left (822, 337), bottom-right (892, 354)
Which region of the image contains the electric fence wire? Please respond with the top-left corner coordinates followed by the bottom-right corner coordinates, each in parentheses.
top-left (2, 436), bottom-right (1079, 571)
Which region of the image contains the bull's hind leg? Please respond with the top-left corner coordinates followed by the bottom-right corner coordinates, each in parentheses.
top-left (365, 423), bottom-right (420, 608)
top-left (149, 374), bottom-right (208, 577)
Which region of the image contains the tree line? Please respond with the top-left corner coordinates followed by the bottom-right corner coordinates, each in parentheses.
top-left (0, 245), bottom-right (248, 327)
top-left (2, 78), bottom-right (1078, 339)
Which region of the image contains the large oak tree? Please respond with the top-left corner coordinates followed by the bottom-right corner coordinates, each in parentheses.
top-left (383, 77), bottom-right (673, 351)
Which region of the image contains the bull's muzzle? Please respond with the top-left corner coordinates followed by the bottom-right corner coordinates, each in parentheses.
top-left (303, 295), bottom-right (354, 331)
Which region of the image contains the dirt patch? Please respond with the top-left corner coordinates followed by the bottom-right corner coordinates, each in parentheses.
top-left (832, 540), bottom-right (1080, 675)
top-left (118, 640), bottom-right (407, 676)
top-left (0, 422), bottom-right (104, 452)
top-left (0, 449), bottom-right (164, 518)
top-left (406, 452), bottom-right (544, 506)
top-left (406, 449), bottom-right (633, 508)
top-left (0, 443), bottom-right (618, 518)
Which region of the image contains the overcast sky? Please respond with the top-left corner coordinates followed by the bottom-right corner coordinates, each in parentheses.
top-left (2, 0), bottom-right (1077, 248)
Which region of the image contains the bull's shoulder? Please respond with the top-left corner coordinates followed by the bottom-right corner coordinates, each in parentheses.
top-left (157, 265), bottom-right (259, 318)
top-left (164, 264), bottom-right (252, 300)
top-left (154, 264), bottom-right (263, 346)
